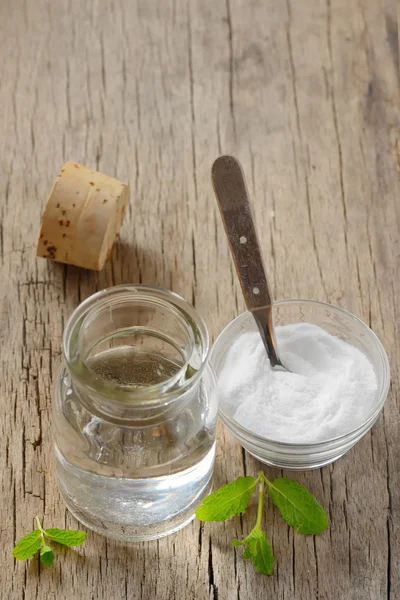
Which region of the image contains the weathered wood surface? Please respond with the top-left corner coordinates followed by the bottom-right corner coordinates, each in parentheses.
top-left (0, 0), bottom-right (399, 598)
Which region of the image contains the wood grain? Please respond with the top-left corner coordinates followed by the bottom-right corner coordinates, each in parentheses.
top-left (0, 0), bottom-right (399, 598)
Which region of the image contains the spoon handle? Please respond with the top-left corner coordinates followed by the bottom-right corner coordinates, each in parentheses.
top-left (211, 155), bottom-right (281, 367)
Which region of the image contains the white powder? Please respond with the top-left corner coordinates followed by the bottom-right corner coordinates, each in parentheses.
top-left (219, 323), bottom-right (378, 444)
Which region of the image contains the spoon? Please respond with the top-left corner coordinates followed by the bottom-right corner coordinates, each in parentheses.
top-left (211, 155), bottom-right (285, 370)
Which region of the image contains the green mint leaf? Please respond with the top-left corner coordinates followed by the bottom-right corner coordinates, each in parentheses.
top-left (12, 530), bottom-right (42, 560)
top-left (267, 478), bottom-right (328, 534)
top-left (195, 476), bottom-right (257, 522)
top-left (234, 528), bottom-right (274, 576)
top-left (45, 528), bottom-right (86, 547)
top-left (40, 546), bottom-right (55, 567)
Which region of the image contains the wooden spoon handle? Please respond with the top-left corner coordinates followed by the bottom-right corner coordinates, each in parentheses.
top-left (212, 155), bottom-right (282, 368)
top-left (211, 155), bottom-right (273, 311)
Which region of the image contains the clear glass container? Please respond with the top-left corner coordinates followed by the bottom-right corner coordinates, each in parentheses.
top-left (53, 285), bottom-right (218, 541)
top-left (210, 300), bottom-right (390, 470)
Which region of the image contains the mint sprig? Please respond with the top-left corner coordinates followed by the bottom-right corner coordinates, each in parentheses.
top-left (196, 472), bottom-right (328, 576)
top-left (12, 516), bottom-right (86, 567)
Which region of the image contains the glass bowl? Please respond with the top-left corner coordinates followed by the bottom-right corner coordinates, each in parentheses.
top-left (210, 300), bottom-right (390, 470)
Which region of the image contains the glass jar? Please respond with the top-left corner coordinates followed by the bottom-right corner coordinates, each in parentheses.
top-left (53, 285), bottom-right (218, 541)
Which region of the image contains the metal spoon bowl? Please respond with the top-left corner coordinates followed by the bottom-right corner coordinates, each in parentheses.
top-left (211, 154), bottom-right (286, 371)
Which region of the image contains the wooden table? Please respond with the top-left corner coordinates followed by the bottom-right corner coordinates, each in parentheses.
top-left (1, 1), bottom-right (399, 598)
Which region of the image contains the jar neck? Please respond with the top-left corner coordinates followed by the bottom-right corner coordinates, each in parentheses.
top-left (62, 285), bottom-right (209, 422)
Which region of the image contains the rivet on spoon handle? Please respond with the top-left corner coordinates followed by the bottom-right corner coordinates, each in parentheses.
top-left (211, 155), bottom-right (282, 368)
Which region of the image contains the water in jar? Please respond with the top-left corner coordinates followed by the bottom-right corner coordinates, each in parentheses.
top-left (54, 339), bottom-right (217, 541)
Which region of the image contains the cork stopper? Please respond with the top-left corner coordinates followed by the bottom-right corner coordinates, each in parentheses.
top-left (37, 161), bottom-right (129, 270)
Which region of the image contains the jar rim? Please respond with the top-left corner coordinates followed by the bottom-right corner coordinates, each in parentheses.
top-left (62, 284), bottom-right (210, 412)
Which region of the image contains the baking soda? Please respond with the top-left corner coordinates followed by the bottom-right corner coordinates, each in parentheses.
top-left (219, 323), bottom-right (378, 443)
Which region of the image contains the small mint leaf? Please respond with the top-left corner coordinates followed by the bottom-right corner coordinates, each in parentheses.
top-left (45, 528), bottom-right (86, 547)
top-left (195, 476), bottom-right (257, 522)
top-left (268, 478), bottom-right (328, 534)
top-left (40, 545), bottom-right (55, 567)
top-left (12, 530), bottom-right (42, 560)
top-left (237, 529), bottom-right (274, 576)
